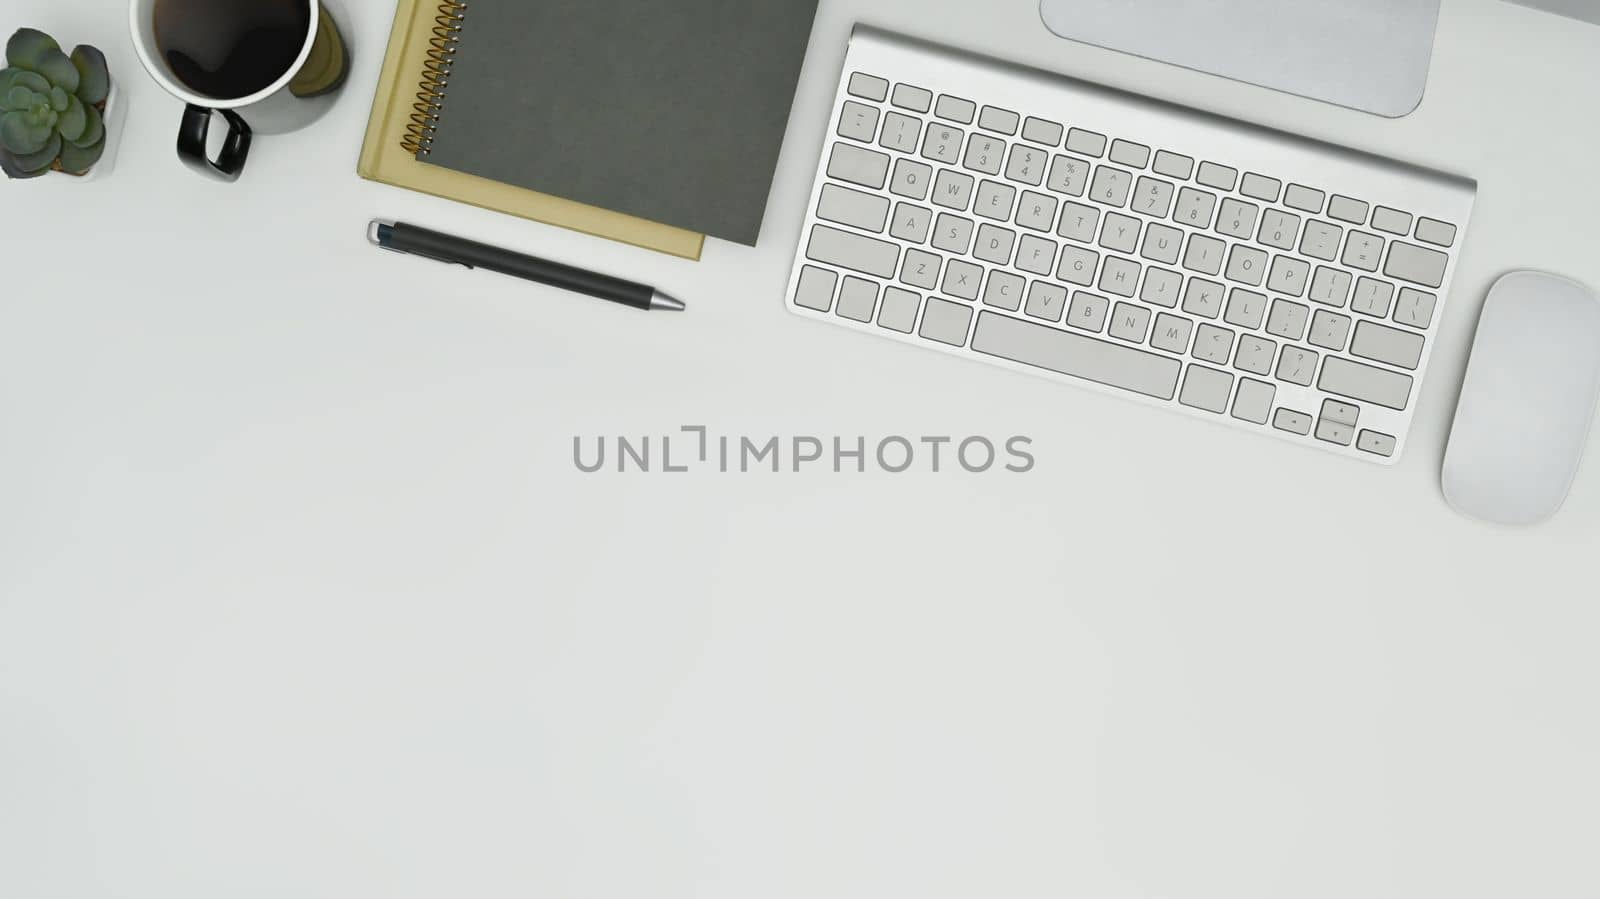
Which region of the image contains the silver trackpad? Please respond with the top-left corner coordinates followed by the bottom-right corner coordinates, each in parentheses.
top-left (1038, 0), bottom-right (1440, 118)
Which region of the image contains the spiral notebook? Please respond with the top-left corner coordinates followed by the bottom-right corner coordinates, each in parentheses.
top-left (358, 0), bottom-right (705, 259)
top-left (409, 0), bottom-right (821, 247)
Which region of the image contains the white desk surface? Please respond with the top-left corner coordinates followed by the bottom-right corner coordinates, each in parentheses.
top-left (4, 0), bottom-right (1599, 896)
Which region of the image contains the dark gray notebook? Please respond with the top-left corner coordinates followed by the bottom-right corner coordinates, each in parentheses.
top-left (421, 0), bottom-right (821, 246)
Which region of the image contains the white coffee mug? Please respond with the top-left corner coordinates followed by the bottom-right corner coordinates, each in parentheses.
top-left (128, 0), bottom-right (350, 181)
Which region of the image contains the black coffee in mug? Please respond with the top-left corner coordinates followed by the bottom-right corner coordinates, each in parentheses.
top-left (154, 0), bottom-right (310, 100)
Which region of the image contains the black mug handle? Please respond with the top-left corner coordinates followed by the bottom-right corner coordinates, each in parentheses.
top-left (177, 104), bottom-right (252, 182)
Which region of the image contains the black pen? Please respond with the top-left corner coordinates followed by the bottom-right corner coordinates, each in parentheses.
top-left (367, 220), bottom-right (686, 312)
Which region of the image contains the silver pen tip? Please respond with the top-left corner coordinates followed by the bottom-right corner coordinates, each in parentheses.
top-left (651, 290), bottom-right (687, 312)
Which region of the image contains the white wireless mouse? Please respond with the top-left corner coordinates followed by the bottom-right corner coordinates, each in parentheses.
top-left (1443, 271), bottom-right (1600, 525)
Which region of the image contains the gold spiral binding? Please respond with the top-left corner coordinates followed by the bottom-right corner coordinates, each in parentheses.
top-left (402, 0), bottom-right (469, 155)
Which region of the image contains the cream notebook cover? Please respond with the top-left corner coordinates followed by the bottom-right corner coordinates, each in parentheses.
top-left (356, 0), bottom-right (705, 260)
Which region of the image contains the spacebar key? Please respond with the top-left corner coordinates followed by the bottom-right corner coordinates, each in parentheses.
top-left (971, 311), bottom-right (1182, 400)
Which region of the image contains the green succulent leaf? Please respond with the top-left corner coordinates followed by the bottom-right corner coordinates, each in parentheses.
top-left (6, 28), bottom-right (60, 72)
top-left (2, 85), bottom-right (33, 111)
top-left (0, 108), bottom-right (47, 154)
top-left (57, 133), bottom-right (102, 174)
top-left (71, 45), bottom-right (109, 105)
top-left (1, 147), bottom-right (51, 178)
top-left (70, 101), bottom-right (102, 148)
top-left (35, 48), bottom-right (79, 94)
top-left (1, 67), bottom-right (50, 95)
top-left (9, 129), bottom-right (59, 171)
top-left (56, 94), bottom-right (85, 142)
top-left (50, 85), bottom-right (68, 111)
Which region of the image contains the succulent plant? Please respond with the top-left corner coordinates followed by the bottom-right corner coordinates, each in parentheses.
top-left (0, 28), bottom-right (110, 179)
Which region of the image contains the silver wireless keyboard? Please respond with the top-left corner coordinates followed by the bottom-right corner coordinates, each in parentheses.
top-left (784, 27), bottom-right (1475, 464)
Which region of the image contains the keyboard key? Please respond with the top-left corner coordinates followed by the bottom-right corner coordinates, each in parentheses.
top-left (971, 310), bottom-right (1181, 400)
top-left (1058, 202), bottom-right (1100, 242)
top-left (838, 101), bottom-right (881, 142)
top-left (900, 248), bottom-right (942, 289)
top-left (963, 134), bottom-right (1006, 175)
top-left (1357, 430), bottom-right (1397, 457)
top-left (1099, 212), bottom-right (1141, 254)
top-left (1047, 155), bottom-right (1090, 196)
top-left (1066, 128), bottom-right (1107, 157)
top-left (1131, 176), bottom-right (1175, 217)
top-left (920, 124), bottom-right (965, 164)
top-left (1319, 356), bottom-right (1413, 409)
top-left (1150, 313), bottom-right (1194, 353)
top-left (1351, 319), bottom-right (1424, 369)
top-left (1005, 145), bottom-right (1048, 186)
top-left (1299, 220), bottom-right (1342, 261)
top-left (794, 264), bottom-right (838, 311)
top-left (827, 143), bottom-right (889, 189)
top-left (1258, 209), bottom-right (1300, 250)
top-left (1090, 165), bottom-right (1133, 206)
top-left (1098, 256), bottom-right (1140, 296)
top-left (1342, 230), bottom-right (1385, 271)
top-left (935, 94), bottom-right (976, 124)
top-left (1225, 244), bottom-right (1268, 286)
top-left (1139, 223), bottom-right (1183, 265)
top-left (878, 287), bottom-right (920, 332)
top-left (931, 213), bottom-right (975, 254)
top-left (1384, 241), bottom-right (1448, 288)
top-left (878, 111), bottom-right (922, 153)
top-left (1266, 299), bottom-right (1310, 341)
top-left (1182, 234), bottom-right (1226, 276)
top-left (983, 270), bottom-right (1025, 311)
top-left (942, 259), bottom-right (984, 298)
top-left (1015, 191), bottom-right (1058, 232)
top-left (1108, 301), bottom-right (1152, 342)
top-left (1067, 291), bottom-right (1110, 332)
top-left (932, 169), bottom-right (975, 210)
top-left (1153, 150), bottom-right (1194, 179)
top-left (974, 180), bottom-right (1016, 220)
top-left (817, 183), bottom-right (890, 232)
top-left (1141, 268), bottom-right (1183, 307)
top-left (1240, 172), bottom-right (1281, 201)
top-left (1351, 277), bottom-right (1395, 317)
top-left (808, 225), bottom-right (899, 278)
top-left (979, 105), bottom-right (1019, 135)
top-left (889, 202), bottom-right (932, 243)
top-left (1232, 378), bottom-right (1275, 424)
top-left (974, 224), bottom-right (1016, 265)
top-left (1057, 244), bottom-right (1098, 285)
top-left (1320, 399), bottom-right (1360, 426)
top-left (1196, 161), bottom-right (1238, 191)
top-left (1179, 364), bottom-right (1233, 413)
top-left (1393, 287), bottom-right (1437, 329)
top-left (891, 83), bottom-right (932, 112)
top-left (1181, 277), bottom-right (1225, 318)
top-left (1276, 346), bottom-right (1318, 386)
top-left (1284, 183), bottom-right (1324, 213)
top-left (1416, 217), bottom-right (1457, 247)
top-left (1173, 187), bottom-right (1217, 228)
top-left (847, 73), bottom-right (889, 102)
top-left (1025, 281), bottom-right (1068, 322)
top-left (1328, 195), bottom-right (1369, 224)
top-left (1224, 288), bottom-right (1267, 330)
top-left (1234, 334), bottom-right (1276, 375)
top-left (1308, 309), bottom-right (1352, 351)
top-left (1372, 206), bottom-right (1412, 235)
top-left (1308, 266), bottom-right (1352, 307)
top-left (1316, 419), bottom-right (1354, 446)
top-left (1015, 234), bottom-right (1057, 275)
top-left (890, 158), bottom-right (932, 199)
top-left (1266, 255), bottom-right (1310, 296)
top-left (1022, 116), bottom-right (1064, 146)
top-left (919, 297), bottom-right (973, 346)
top-left (1192, 323), bottom-right (1234, 364)
top-left (1109, 139), bottom-right (1150, 168)
top-left (836, 276), bottom-right (879, 322)
top-left (1216, 198), bottom-right (1258, 240)
top-left (1273, 408), bottom-right (1313, 435)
